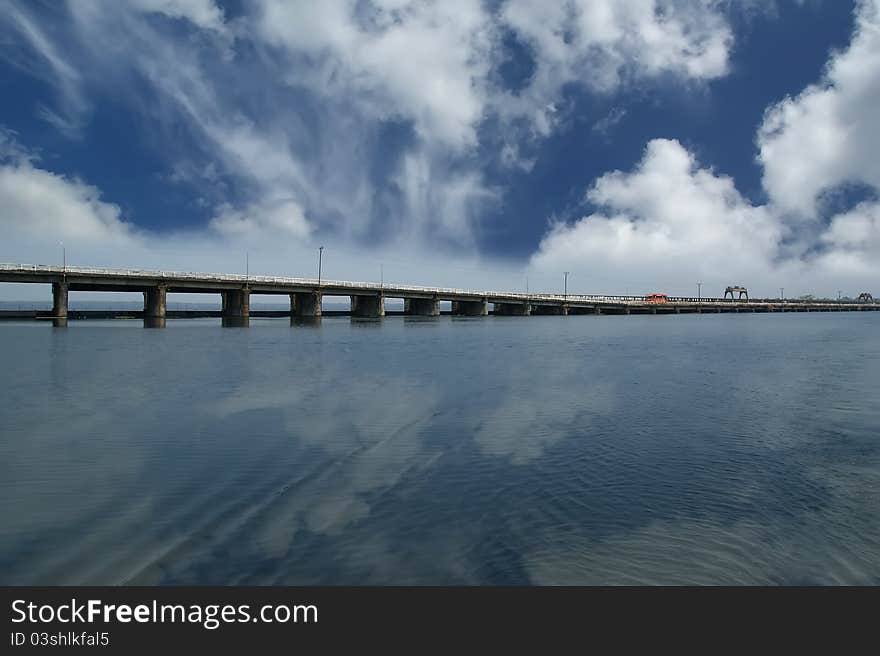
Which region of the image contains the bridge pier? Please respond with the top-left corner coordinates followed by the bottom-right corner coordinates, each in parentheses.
top-left (494, 302), bottom-right (530, 316)
top-left (351, 294), bottom-right (384, 318)
top-left (144, 285), bottom-right (167, 319)
top-left (451, 299), bottom-right (488, 316)
top-left (404, 298), bottom-right (440, 316)
top-left (223, 289), bottom-right (250, 319)
top-left (291, 291), bottom-right (322, 318)
top-left (52, 281), bottom-right (68, 319)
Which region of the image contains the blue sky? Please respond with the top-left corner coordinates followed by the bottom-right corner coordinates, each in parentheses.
top-left (1, 0), bottom-right (879, 299)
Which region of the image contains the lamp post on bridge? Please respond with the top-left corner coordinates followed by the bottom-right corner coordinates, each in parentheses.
top-left (697, 281), bottom-right (702, 304)
top-left (564, 271), bottom-right (569, 301)
top-left (60, 241), bottom-right (66, 278)
top-left (780, 287), bottom-right (784, 302)
top-left (318, 246), bottom-right (324, 287)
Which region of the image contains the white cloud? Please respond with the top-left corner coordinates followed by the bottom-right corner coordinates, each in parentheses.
top-left (816, 200), bottom-right (880, 277)
top-left (0, 2), bottom-right (88, 135)
top-left (498, 0), bottom-right (733, 134)
top-left (210, 198), bottom-right (310, 240)
top-left (522, 3), bottom-right (880, 298)
top-left (758, 0), bottom-right (880, 215)
top-left (530, 139), bottom-right (786, 293)
top-left (393, 150), bottom-right (499, 245)
top-left (256, 0), bottom-right (494, 151)
top-left (130, 0), bottom-right (226, 32)
top-left (0, 0), bottom-right (751, 258)
top-left (592, 107), bottom-right (627, 137)
top-left (0, 137), bottom-right (135, 245)
top-left (530, 137), bottom-right (880, 298)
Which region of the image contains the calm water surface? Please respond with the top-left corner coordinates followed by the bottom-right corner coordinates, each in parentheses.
top-left (1, 313), bottom-right (878, 584)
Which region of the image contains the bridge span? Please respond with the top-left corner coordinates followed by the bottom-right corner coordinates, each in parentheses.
top-left (1, 264), bottom-right (878, 326)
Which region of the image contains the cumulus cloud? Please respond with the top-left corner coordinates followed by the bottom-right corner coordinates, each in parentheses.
top-left (530, 2), bottom-right (880, 297)
top-left (0, 133), bottom-right (135, 245)
top-left (530, 139), bottom-right (786, 293)
top-left (255, 0), bottom-right (494, 151)
top-left (498, 0), bottom-right (733, 134)
top-left (758, 0), bottom-right (880, 215)
top-left (530, 137), bottom-right (880, 297)
top-left (816, 200), bottom-right (880, 276)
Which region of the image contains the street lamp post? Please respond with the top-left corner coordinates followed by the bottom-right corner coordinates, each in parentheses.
top-left (564, 271), bottom-right (569, 301)
top-left (246, 250), bottom-right (249, 283)
top-left (60, 241), bottom-right (66, 278)
top-left (697, 281), bottom-right (702, 303)
top-left (318, 246), bottom-right (324, 286)
top-left (780, 287), bottom-right (784, 302)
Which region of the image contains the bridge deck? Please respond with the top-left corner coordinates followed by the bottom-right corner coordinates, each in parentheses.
top-left (1, 264), bottom-right (878, 311)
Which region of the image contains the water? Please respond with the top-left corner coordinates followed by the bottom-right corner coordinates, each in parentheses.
top-left (1, 313), bottom-right (878, 585)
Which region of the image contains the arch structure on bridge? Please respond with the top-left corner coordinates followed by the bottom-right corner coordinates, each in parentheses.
top-left (858, 292), bottom-right (874, 302)
top-left (723, 286), bottom-right (749, 300)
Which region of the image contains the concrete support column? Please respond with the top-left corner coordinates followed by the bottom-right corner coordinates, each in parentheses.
top-left (595, 307), bottom-right (603, 315)
top-left (292, 291), bottom-right (322, 317)
top-left (405, 297), bottom-right (440, 316)
top-left (451, 299), bottom-right (488, 316)
top-left (351, 294), bottom-right (384, 318)
top-left (223, 288), bottom-right (250, 318)
top-left (144, 285), bottom-right (166, 318)
top-left (494, 302), bottom-right (530, 316)
top-left (52, 281), bottom-right (68, 319)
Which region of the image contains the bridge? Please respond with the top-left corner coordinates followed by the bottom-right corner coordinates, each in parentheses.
top-left (1, 263), bottom-right (878, 326)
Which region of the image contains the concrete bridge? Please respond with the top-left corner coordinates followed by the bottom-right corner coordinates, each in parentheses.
top-left (1, 264), bottom-right (878, 326)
